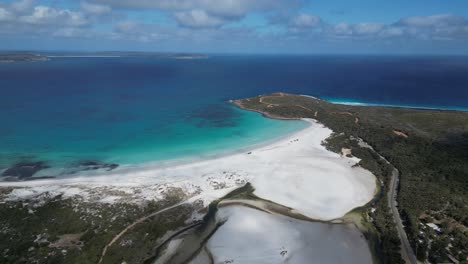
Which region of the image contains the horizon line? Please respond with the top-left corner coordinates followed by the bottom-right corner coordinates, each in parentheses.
top-left (1, 50), bottom-right (468, 57)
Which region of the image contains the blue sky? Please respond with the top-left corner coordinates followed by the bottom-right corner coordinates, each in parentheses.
top-left (0, 0), bottom-right (468, 54)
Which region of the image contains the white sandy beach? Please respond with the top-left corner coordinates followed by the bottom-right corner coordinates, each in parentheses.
top-left (1, 119), bottom-right (376, 221)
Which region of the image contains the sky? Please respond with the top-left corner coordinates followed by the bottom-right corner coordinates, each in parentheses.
top-left (0, 0), bottom-right (468, 54)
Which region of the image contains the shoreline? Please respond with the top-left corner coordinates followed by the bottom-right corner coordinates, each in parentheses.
top-left (0, 105), bottom-right (380, 263)
top-left (0, 104), bottom-right (307, 176)
top-left (114, 113), bottom-right (310, 173)
top-left (1, 118), bottom-right (313, 188)
top-left (0, 115), bottom-right (311, 185)
top-left (0, 118), bottom-right (376, 221)
top-left (230, 99), bottom-right (301, 120)
top-left (325, 98), bottom-right (468, 112)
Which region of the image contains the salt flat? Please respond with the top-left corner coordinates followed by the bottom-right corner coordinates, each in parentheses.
top-left (1, 119), bottom-right (376, 220)
top-left (204, 206), bottom-right (373, 264)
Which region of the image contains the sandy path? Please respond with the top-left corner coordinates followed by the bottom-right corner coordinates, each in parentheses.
top-left (98, 201), bottom-right (187, 264)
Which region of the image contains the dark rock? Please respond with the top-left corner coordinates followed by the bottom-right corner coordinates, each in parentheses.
top-left (78, 160), bottom-right (119, 171)
top-left (106, 164), bottom-right (119, 171)
top-left (79, 161), bottom-right (100, 166)
top-left (1, 161), bottom-right (49, 178)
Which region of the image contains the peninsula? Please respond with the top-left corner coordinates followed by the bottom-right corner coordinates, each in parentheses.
top-left (234, 93), bottom-right (468, 264)
top-left (0, 93), bottom-right (466, 264)
top-left (0, 52), bottom-right (48, 63)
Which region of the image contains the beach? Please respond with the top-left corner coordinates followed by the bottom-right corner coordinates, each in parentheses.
top-left (1, 118), bottom-right (376, 221)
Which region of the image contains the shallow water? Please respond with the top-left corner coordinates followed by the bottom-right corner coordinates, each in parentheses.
top-left (1, 55), bottom-right (468, 170)
top-left (206, 206), bottom-right (373, 264)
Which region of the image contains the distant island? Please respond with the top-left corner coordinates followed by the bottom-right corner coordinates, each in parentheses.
top-left (0, 52), bottom-right (48, 63)
top-left (0, 51), bottom-right (208, 62)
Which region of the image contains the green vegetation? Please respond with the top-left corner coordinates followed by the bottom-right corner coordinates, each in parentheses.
top-left (235, 93), bottom-right (468, 264)
top-left (0, 192), bottom-right (190, 264)
top-left (326, 133), bottom-right (403, 264)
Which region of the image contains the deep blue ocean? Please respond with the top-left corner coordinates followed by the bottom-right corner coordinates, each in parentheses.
top-left (1, 55), bottom-right (468, 172)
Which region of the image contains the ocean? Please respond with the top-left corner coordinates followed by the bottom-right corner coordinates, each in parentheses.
top-left (1, 55), bottom-right (468, 173)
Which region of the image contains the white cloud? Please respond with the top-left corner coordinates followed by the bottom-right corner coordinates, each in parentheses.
top-left (81, 1), bottom-right (112, 15)
top-left (393, 14), bottom-right (468, 40)
top-left (0, 7), bottom-right (15, 21)
top-left (90, 0), bottom-right (304, 19)
top-left (0, 1), bottom-right (91, 38)
top-left (324, 22), bottom-right (384, 37)
top-left (89, 0), bottom-right (302, 29)
top-left (379, 27), bottom-right (404, 38)
top-left (114, 20), bottom-right (139, 33)
top-left (174, 9), bottom-right (226, 28)
top-left (0, 1), bottom-right (467, 53)
top-left (353, 23), bottom-right (384, 35)
top-left (113, 21), bottom-right (169, 42)
top-left (19, 6), bottom-right (89, 27)
top-left (330, 22), bottom-right (352, 35)
top-left (290, 13), bottom-right (321, 28)
top-left (10, 0), bottom-right (35, 13)
top-left (318, 14), bottom-right (468, 41)
top-left (397, 14), bottom-right (464, 28)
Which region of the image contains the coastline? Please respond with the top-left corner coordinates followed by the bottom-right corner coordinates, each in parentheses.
top-left (0, 104), bottom-right (308, 172)
top-left (0, 117), bottom-right (376, 221)
top-left (325, 97), bottom-right (468, 112)
top-left (230, 99), bottom-right (301, 120)
top-left (0, 103), bottom-right (379, 263)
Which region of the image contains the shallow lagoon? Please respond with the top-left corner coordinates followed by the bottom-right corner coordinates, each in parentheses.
top-left (205, 206), bottom-right (373, 264)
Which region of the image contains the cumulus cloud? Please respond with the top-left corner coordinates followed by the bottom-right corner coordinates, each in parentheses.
top-left (0, 7), bottom-right (15, 22)
top-left (80, 1), bottom-right (112, 15)
top-left (174, 9), bottom-right (227, 28)
top-left (353, 23), bottom-right (385, 35)
top-left (111, 19), bottom-right (259, 45)
top-left (324, 22), bottom-right (384, 38)
top-left (90, 0), bottom-right (305, 29)
top-left (289, 13), bottom-right (321, 29)
top-left (319, 14), bottom-right (468, 41)
top-left (0, 1), bottom-right (91, 38)
top-left (89, 0), bottom-right (304, 16)
top-left (0, 0), bottom-right (467, 53)
top-left (19, 6), bottom-right (89, 27)
top-left (10, 0), bottom-right (35, 13)
top-left (113, 21), bottom-right (173, 42)
top-left (396, 13), bottom-right (464, 28)
top-left (390, 14), bottom-right (468, 40)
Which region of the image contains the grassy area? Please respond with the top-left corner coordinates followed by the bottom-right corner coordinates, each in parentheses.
top-left (235, 92), bottom-right (468, 263)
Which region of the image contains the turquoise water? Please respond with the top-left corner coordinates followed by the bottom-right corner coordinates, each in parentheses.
top-left (1, 55), bottom-right (468, 174)
top-left (66, 108), bottom-right (308, 166)
top-left (0, 102), bottom-right (307, 169)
